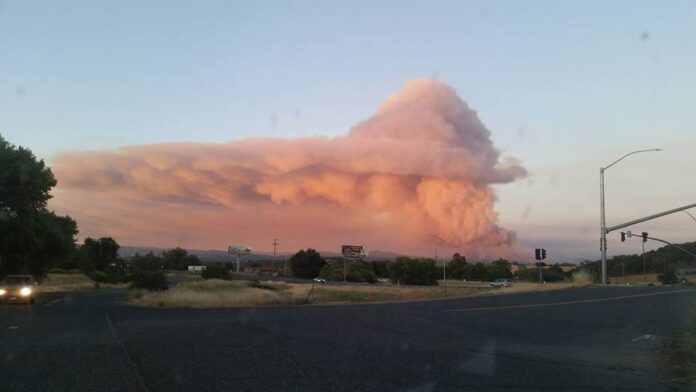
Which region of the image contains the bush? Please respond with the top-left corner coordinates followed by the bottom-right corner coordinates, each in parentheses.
top-left (387, 257), bottom-right (439, 286)
top-left (658, 271), bottom-right (679, 285)
top-left (131, 270), bottom-right (169, 291)
top-left (289, 249), bottom-right (326, 279)
top-left (202, 263), bottom-right (232, 280)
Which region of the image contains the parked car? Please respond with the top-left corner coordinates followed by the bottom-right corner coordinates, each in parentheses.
top-left (0, 275), bottom-right (38, 304)
top-left (313, 277), bottom-right (327, 284)
top-left (491, 279), bottom-right (513, 288)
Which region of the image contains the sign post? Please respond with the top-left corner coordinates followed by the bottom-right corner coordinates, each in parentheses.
top-left (228, 245), bottom-right (252, 273)
top-left (341, 245), bottom-right (368, 283)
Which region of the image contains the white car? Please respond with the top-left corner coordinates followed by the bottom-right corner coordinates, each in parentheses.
top-left (491, 279), bottom-right (513, 288)
top-left (313, 278), bottom-right (327, 284)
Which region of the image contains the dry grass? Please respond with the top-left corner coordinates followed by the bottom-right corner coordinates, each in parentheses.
top-left (612, 273), bottom-right (660, 285)
top-left (39, 273), bottom-right (97, 292)
top-left (129, 279), bottom-right (310, 308)
top-left (40, 273), bottom-right (128, 292)
top-left (130, 276), bottom-right (590, 308)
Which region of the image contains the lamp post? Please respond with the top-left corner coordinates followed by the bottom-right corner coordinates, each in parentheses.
top-left (600, 148), bottom-right (661, 284)
top-left (428, 234), bottom-right (447, 291)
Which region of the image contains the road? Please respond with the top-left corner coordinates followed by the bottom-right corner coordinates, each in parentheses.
top-left (1, 286), bottom-right (694, 391)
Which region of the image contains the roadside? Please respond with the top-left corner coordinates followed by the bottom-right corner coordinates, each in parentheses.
top-left (39, 272), bottom-right (127, 292)
top-left (127, 276), bottom-right (592, 308)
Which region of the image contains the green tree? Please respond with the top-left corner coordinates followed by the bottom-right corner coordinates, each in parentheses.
top-left (0, 135), bottom-right (78, 279)
top-left (447, 253), bottom-right (468, 279)
top-left (162, 247), bottom-right (201, 271)
top-left (387, 257), bottom-right (439, 286)
top-left (201, 263), bottom-right (232, 280)
top-left (79, 237), bottom-right (120, 272)
top-left (289, 249), bottom-right (326, 279)
top-left (130, 252), bottom-right (164, 273)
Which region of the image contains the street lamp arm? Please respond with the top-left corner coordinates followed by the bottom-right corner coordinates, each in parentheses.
top-left (683, 210), bottom-right (696, 223)
top-left (603, 148), bottom-right (662, 171)
top-left (427, 234), bottom-right (446, 244)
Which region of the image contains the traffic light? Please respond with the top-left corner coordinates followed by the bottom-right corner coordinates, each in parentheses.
top-left (642, 232), bottom-right (648, 243)
top-left (535, 262), bottom-right (546, 267)
top-left (535, 248), bottom-right (541, 260)
top-left (620, 232), bottom-right (626, 242)
top-left (541, 248), bottom-right (547, 260)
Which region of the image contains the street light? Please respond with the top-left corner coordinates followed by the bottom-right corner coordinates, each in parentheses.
top-left (428, 234), bottom-right (448, 291)
top-left (600, 148), bottom-right (661, 284)
top-left (683, 210), bottom-right (696, 224)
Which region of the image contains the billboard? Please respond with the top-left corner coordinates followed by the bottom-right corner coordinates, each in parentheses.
top-left (342, 245), bottom-right (368, 259)
top-left (228, 245), bottom-right (252, 254)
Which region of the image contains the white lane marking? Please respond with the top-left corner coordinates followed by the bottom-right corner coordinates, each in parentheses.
top-left (43, 297), bottom-right (65, 307)
top-left (631, 334), bottom-right (654, 342)
top-left (444, 288), bottom-right (696, 312)
top-left (8, 326), bottom-right (18, 329)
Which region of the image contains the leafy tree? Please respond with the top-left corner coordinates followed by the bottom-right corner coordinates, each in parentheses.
top-left (370, 260), bottom-right (390, 278)
top-left (79, 237), bottom-right (121, 272)
top-left (492, 258), bottom-right (511, 271)
top-left (289, 249), bottom-right (326, 279)
top-left (447, 254), bottom-right (468, 279)
top-left (0, 135), bottom-right (78, 279)
top-left (130, 252), bottom-right (164, 273)
top-left (131, 270), bottom-right (168, 291)
top-left (319, 262), bottom-right (344, 281)
top-left (162, 247), bottom-right (201, 271)
top-left (387, 257), bottom-right (439, 286)
top-left (201, 263), bottom-right (232, 280)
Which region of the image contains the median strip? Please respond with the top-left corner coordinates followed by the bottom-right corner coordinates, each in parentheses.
top-left (444, 288), bottom-right (696, 312)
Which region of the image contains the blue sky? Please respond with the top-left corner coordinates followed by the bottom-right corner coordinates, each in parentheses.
top-left (2, 0), bottom-right (696, 259)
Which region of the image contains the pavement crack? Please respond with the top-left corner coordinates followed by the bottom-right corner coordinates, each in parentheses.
top-left (106, 313), bottom-right (150, 392)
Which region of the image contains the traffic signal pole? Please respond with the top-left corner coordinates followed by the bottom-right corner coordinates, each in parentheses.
top-left (602, 202), bottom-right (696, 284)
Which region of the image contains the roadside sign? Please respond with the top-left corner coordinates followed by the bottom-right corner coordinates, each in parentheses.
top-left (228, 245), bottom-right (252, 254)
top-left (342, 245), bottom-right (368, 259)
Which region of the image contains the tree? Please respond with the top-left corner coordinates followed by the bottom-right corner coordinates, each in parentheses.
top-left (321, 261), bottom-right (376, 283)
top-left (130, 252), bottom-right (164, 273)
top-left (0, 135), bottom-right (78, 279)
top-left (201, 263), bottom-right (231, 280)
top-left (387, 257), bottom-right (439, 286)
top-left (162, 247), bottom-right (201, 271)
top-left (79, 237), bottom-right (120, 272)
top-left (289, 249), bottom-right (326, 279)
top-left (447, 254), bottom-right (468, 279)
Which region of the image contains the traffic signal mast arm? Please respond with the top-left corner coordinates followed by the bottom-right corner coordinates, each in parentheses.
top-left (605, 203), bottom-right (696, 234)
top-left (622, 232), bottom-right (696, 258)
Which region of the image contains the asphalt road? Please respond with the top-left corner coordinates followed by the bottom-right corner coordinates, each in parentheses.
top-left (1, 286), bottom-right (694, 391)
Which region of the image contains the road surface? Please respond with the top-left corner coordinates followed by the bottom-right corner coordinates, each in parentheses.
top-left (1, 286), bottom-right (694, 391)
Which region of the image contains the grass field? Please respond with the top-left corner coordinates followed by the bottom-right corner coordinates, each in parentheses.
top-left (129, 275), bottom-right (591, 308)
top-left (40, 273), bottom-right (127, 292)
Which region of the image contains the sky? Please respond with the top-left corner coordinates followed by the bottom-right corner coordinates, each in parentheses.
top-left (1, 0), bottom-right (696, 261)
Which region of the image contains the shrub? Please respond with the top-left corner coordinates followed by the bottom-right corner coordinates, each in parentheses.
top-left (131, 270), bottom-right (169, 291)
top-left (289, 249), bottom-right (326, 279)
top-left (658, 272), bottom-right (679, 285)
top-left (202, 263), bottom-right (232, 280)
top-left (387, 257), bottom-right (439, 286)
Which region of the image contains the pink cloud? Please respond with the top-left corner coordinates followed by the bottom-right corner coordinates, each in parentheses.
top-left (50, 80), bottom-right (527, 259)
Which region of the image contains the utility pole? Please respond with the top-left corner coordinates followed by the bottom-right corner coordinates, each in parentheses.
top-left (272, 238), bottom-right (278, 271)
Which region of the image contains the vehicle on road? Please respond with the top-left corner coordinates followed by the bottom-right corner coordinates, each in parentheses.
top-left (313, 278), bottom-right (327, 284)
top-left (491, 279), bottom-right (513, 288)
top-left (0, 275), bottom-right (38, 304)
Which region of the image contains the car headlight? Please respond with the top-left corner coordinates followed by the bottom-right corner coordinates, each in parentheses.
top-left (20, 287), bottom-right (32, 297)
top-left (0, 289), bottom-right (6, 296)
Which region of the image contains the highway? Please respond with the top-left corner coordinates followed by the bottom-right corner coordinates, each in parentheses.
top-left (1, 286), bottom-right (694, 391)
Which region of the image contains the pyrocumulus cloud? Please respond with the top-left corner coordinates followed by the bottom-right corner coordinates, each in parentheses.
top-left (51, 80), bottom-right (526, 258)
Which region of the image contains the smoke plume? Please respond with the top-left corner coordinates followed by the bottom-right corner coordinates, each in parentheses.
top-left (50, 80), bottom-right (526, 258)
